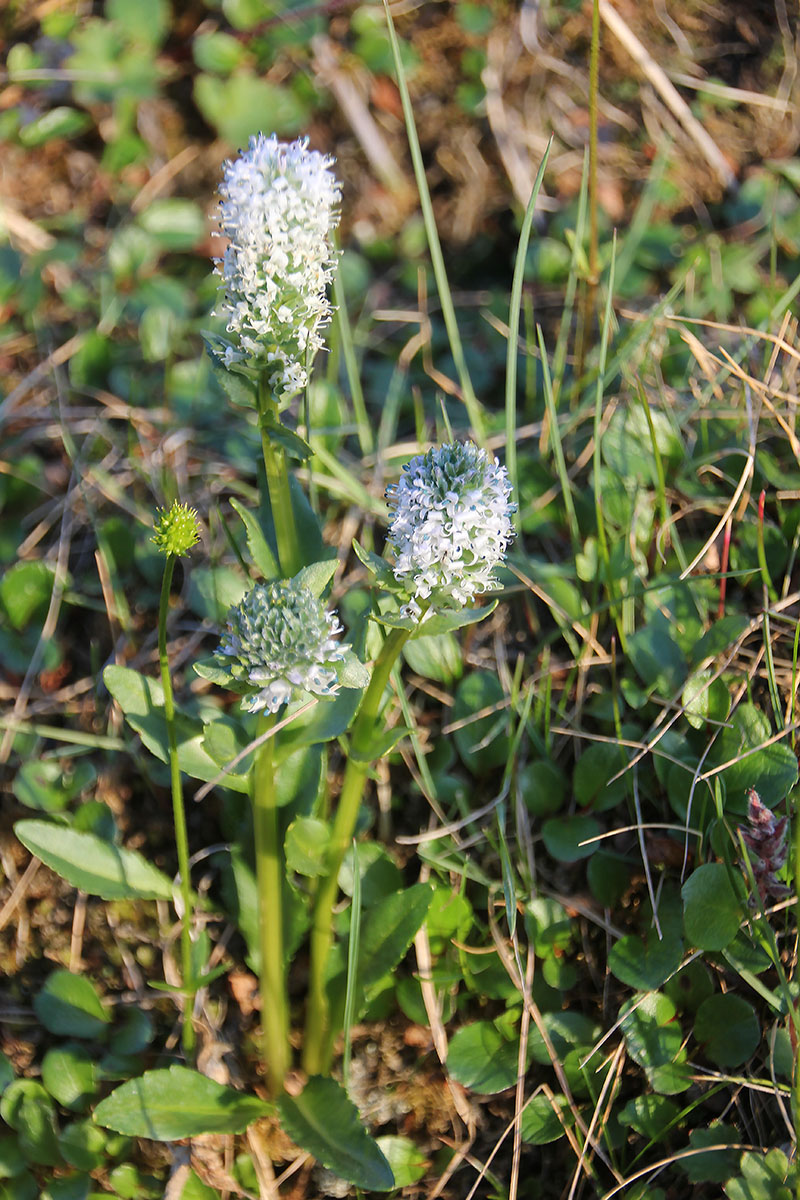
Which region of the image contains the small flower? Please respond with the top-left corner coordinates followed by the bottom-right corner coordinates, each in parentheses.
top-left (740, 787), bottom-right (790, 903)
top-left (214, 133), bottom-right (341, 401)
top-left (215, 580), bottom-right (348, 714)
top-left (151, 501), bottom-right (201, 557)
top-left (386, 440), bottom-right (515, 616)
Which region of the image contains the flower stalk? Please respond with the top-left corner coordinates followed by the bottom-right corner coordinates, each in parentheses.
top-left (304, 623), bottom-right (414, 1076)
top-left (304, 440), bottom-right (515, 1074)
top-left (257, 373), bottom-right (301, 578)
top-left (153, 502), bottom-right (201, 1063)
top-left (251, 711), bottom-right (290, 1095)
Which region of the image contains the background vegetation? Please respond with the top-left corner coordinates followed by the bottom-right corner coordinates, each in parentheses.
top-left (2, 0), bottom-right (800, 1196)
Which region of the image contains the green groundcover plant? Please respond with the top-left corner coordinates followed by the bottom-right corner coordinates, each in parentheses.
top-left (5, 1), bottom-right (800, 1198)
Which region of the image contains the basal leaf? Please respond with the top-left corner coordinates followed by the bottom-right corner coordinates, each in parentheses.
top-left (14, 821), bottom-right (173, 901)
top-left (93, 1066), bottom-right (271, 1139)
top-left (277, 1077), bottom-right (394, 1191)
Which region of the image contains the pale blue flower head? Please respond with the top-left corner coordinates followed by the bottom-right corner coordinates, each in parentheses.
top-left (215, 133), bottom-right (341, 400)
top-left (386, 441), bottom-right (515, 617)
top-left (215, 580), bottom-right (348, 713)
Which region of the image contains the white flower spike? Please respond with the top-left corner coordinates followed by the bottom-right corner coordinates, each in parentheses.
top-left (216, 580), bottom-right (348, 714)
top-left (386, 440), bottom-right (515, 618)
top-left (215, 133), bottom-right (341, 400)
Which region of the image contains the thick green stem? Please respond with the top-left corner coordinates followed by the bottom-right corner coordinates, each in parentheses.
top-left (304, 625), bottom-right (412, 1075)
top-left (158, 555), bottom-right (195, 1062)
top-left (258, 376), bottom-right (302, 578)
top-left (252, 711), bottom-right (290, 1094)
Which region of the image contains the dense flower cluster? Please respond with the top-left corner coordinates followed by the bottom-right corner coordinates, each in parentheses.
top-left (740, 787), bottom-right (790, 903)
top-left (215, 133), bottom-right (341, 399)
top-left (151, 501), bottom-right (201, 557)
top-left (215, 580), bottom-right (348, 713)
top-left (386, 441), bottom-right (515, 618)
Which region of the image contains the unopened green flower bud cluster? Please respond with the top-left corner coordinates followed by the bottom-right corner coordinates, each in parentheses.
top-left (215, 580), bottom-right (348, 714)
top-left (152, 502), bottom-right (201, 557)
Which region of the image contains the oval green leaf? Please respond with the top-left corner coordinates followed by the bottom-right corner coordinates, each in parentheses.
top-left (682, 862), bottom-right (742, 951)
top-left (14, 821), bottom-right (174, 901)
top-left (447, 1022), bottom-right (519, 1094)
top-left (34, 971), bottom-right (110, 1040)
top-left (694, 994), bottom-right (760, 1067)
top-left (93, 1066), bottom-right (271, 1139)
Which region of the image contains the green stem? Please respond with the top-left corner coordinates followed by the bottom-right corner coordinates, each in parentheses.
top-left (304, 624), bottom-right (412, 1075)
top-left (576, 0), bottom-right (601, 383)
top-left (158, 555), bottom-right (195, 1062)
top-left (252, 710), bottom-right (290, 1095)
top-left (258, 375), bottom-right (302, 578)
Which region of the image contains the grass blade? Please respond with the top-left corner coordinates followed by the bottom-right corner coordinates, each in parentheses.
top-left (505, 138), bottom-right (553, 497)
top-left (382, 0), bottom-right (486, 445)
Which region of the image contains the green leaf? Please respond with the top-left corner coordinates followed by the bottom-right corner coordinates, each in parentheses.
top-left (104, 665), bottom-right (249, 793)
top-left (137, 200), bottom-right (205, 251)
top-left (58, 1122), bottom-right (107, 1172)
top-left (0, 561), bottom-right (54, 629)
top-left (352, 540), bottom-right (394, 583)
top-left (0, 1054), bottom-right (12, 1095)
top-left (276, 1077), bottom-right (394, 1191)
top-left (13, 760), bottom-right (69, 813)
top-left (33, 970), bottom-right (110, 1040)
top-left (285, 817), bottom-right (330, 878)
top-left (402, 632), bottom-right (463, 685)
top-left (18, 107), bottom-right (91, 147)
top-left (202, 335), bottom-right (258, 409)
top-left (193, 31), bottom-right (245, 75)
top-left (194, 73), bottom-right (311, 147)
top-left (609, 927), bottom-right (684, 991)
top-left (694, 994), bottom-right (760, 1067)
top-left (620, 992), bottom-right (684, 1072)
top-left (724, 1149), bottom-right (793, 1200)
top-left (375, 1137), bottom-right (427, 1186)
top-left (292, 559), bottom-right (337, 597)
top-left (519, 1094), bottom-right (572, 1144)
top-left (260, 414), bottom-right (313, 461)
top-left (337, 651), bottom-right (370, 690)
top-left (411, 602), bottom-right (497, 638)
top-left (573, 742), bottom-right (629, 811)
top-left (679, 1125), bottom-right (739, 1183)
top-left (349, 724), bottom-right (411, 764)
top-left (682, 670), bottom-right (730, 730)
top-left (712, 703), bottom-right (798, 813)
top-left (13, 758), bottom-right (95, 813)
top-left (617, 1094), bottom-right (680, 1141)
top-left (229, 498), bottom-right (278, 580)
top-left (93, 1066), bottom-right (271, 1139)
top-left (179, 1170), bottom-right (219, 1199)
top-left (627, 620), bottom-right (687, 697)
top-left (541, 815), bottom-right (601, 862)
top-left (691, 615), bottom-right (749, 665)
top-left (0, 1130), bottom-right (27, 1176)
top-left (357, 883), bottom-right (434, 994)
top-left (682, 863), bottom-right (743, 951)
top-left (1, 1084), bottom-right (61, 1166)
top-left (452, 671), bottom-right (510, 774)
top-left (14, 820), bottom-right (174, 901)
top-left (41, 1045), bottom-right (97, 1110)
top-left (276, 687), bottom-right (363, 759)
top-left (107, 0), bottom-right (170, 44)
top-left (447, 1022), bottom-right (519, 1093)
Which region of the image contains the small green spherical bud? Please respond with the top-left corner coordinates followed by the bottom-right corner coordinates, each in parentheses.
top-left (152, 501), bottom-right (201, 557)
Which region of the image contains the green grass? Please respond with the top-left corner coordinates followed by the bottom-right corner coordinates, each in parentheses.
top-left (2, 0), bottom-right (800, 1196)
